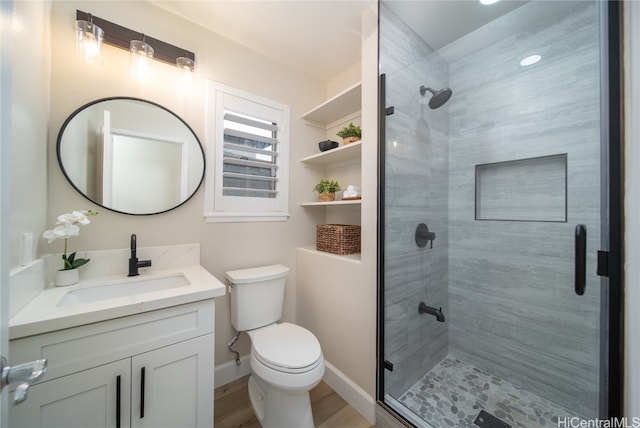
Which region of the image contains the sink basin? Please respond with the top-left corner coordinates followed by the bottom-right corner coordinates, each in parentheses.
top-left (57, 274), bottom-right (190, 307)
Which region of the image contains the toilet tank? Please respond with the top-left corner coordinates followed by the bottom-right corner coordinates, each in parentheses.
top-left (226, 264), bottom-right (290, 331)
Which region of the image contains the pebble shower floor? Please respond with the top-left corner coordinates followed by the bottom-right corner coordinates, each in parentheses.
top-left (398, 355), bottom-right (585, 428)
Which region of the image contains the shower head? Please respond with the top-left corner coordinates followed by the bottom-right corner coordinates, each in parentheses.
top-left (419, 85), bottom-right (453, 109)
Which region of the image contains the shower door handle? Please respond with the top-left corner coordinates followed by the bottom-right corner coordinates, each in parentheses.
top-left (575, 224), bottom-right (587, 296)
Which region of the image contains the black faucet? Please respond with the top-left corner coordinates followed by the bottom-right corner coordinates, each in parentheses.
top-left (418, 301), bottom-right (445, 322)
top-left (128, 234), bottom-right (152, 277)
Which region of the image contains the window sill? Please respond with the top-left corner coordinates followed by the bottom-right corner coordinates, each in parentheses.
top-left (204, 212), bottom-right (290, 223)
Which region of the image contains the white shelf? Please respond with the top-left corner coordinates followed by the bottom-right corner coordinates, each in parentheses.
top-left (297, 246), bottom-right (362, 263)
top-left (300, 199), bottom-right (361, 207)
top-left (301, 82), bottom-right (362, 126)
top-left (300, 141), bottom-right (362, 167)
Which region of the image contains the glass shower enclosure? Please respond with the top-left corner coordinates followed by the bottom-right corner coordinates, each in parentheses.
top-left (377, 1), bottom-right (622, 427)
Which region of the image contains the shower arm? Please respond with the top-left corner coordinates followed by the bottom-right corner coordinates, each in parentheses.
top-left (419, 85), bottom-right (432, 96)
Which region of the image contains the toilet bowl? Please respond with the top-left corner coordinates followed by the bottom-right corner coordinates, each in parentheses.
top-left (246, 323), bottom-right (324, 427)
top-left (225, 265), bottom-right (325, 428)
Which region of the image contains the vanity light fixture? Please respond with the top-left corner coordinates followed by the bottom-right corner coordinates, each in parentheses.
top-left (76, 10), bottom-right (196, 74)
top-left (75, 15), bottom-right (104, 65)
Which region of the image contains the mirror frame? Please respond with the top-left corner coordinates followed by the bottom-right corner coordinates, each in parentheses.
top-left (56, 97), bottom-right (206, 216)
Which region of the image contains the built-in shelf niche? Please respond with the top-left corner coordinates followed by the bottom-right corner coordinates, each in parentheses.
top-left (475, 154), bottom-right (568, 222)
top-left (299, 81), bottom-right (363, 260)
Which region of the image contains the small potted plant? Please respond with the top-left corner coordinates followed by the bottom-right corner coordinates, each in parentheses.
top-left (336, 122), bottom-right (362, 145)
top-left (43, 209), bottom-right (98, 286)
top-left (313, 179), bottom-right (341, 202)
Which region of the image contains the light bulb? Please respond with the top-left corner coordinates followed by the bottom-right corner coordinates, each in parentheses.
top-left (130, 40), bottom-right (154, 82)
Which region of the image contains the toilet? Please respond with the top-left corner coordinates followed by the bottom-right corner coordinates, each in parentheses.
top-left (226, 264), bottom-right (325, 428)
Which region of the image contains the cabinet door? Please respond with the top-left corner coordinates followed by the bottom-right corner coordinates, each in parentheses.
top-left (9, 359), bottom-right (131, 428)
top-left (131, 334), bottom-right (213, 428)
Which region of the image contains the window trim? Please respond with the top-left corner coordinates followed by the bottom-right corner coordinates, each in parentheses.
top-left (204, 80), bottom-right (290, 223)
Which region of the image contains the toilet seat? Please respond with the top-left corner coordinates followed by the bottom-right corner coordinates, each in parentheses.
top-left (248, 323), bottom-right (322, 374)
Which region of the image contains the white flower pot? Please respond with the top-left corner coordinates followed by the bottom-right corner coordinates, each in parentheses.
top-left (55, 268), bottom-right (79, 287)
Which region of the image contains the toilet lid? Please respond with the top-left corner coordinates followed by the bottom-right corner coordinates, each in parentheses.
top-left (250, 323), bottom-right (322, 372)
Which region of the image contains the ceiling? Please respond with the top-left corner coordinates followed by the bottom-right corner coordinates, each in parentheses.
top-left (152, 0), bottom-right (527, 83)
top-left (384, 1), bottom-right (528, 52)
top-left (151, 0), bottom-right (372, 82)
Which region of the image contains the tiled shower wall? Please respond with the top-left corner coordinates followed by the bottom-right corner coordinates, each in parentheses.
top-left (380, 5), bottom-right (450, 398)
top-left (446, 1), bottom-right (601, 419)
top-left (381, 0), bottom-right (603, 419)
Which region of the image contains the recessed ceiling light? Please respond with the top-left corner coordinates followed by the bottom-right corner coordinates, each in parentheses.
top-left (520, 54), bottom-right (542, 67)
top-left (480, 0), bottom-right (501, 5)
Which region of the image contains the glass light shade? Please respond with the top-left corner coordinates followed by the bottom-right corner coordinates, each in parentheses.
top-left (176, 57), bottom-right (196, 72)
top-left (176, 57), bottom-right (195, 92)
top-left (75, 20), bottom-right (104, 64)
top-left (130, 40), bottom-right (154, 81)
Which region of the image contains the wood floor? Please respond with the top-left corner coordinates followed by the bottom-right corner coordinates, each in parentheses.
top-left (214, 375), bottom-right (376, 428)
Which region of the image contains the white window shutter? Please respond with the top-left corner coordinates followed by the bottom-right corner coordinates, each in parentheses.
top-left (205, 81), bottom-right (290, 222)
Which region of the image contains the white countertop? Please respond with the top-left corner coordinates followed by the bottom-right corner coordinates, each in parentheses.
top-left (9, 265), bottom-right (226, 340)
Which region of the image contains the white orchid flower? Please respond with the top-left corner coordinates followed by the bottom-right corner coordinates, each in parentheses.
top-left (42, 224), bottom-right (80, 243)
top-left (56, 210), bottom-right (93, 226)
top-left (42, 229), bottom-right (57, 244)
top-left (43, 210), bottom-right (98, 270)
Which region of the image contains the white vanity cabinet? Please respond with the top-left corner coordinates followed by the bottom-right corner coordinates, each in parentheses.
top-left (9, 300), bottom-right (215, 428)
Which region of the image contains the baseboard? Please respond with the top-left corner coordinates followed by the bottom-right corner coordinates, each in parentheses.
top-left (214, 355), bottom-right (251, 388)
top-left (323, 360), bottom-right (376, 425)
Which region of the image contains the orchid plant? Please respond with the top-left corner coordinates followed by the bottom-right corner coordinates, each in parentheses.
top-left (43, 210), bottom-right (98, 271)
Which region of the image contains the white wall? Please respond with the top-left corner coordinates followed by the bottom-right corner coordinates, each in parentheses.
top-left (1, 1), bottom-right (15, 426)
top-left (624, 0), bottom-right (639, 419)
top-left (360, 3), bottom-right (379, 399)
top-left (10, 0), bottom-right (50, 269)
top-left (295, 6), bottom-right (378, 416)
top-left (45, 0), bottom-right (326, 367)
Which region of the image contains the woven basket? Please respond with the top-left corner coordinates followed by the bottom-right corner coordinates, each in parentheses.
top-left (318, 193), bottom-right (335, 202)
top-left (316, 224), bottom-right (361, 255)
top-left (342, 136), bottom-right (361, 145)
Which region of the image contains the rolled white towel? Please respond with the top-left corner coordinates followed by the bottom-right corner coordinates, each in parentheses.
top-left (343, 185), bottom-right (361, 198)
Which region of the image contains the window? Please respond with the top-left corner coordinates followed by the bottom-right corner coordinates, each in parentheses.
top-left (204, 81), bottom-right (290, 222)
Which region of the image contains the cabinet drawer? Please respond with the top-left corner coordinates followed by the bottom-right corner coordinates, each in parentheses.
top-left (10, 300), bottom-right (214, 382)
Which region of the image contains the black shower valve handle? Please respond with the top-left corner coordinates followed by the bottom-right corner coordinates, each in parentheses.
top-left (415, 223), bottom-right (436, 248)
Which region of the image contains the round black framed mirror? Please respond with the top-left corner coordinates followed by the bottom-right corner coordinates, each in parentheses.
top-left (57, 97), bottom-right (205, 215)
